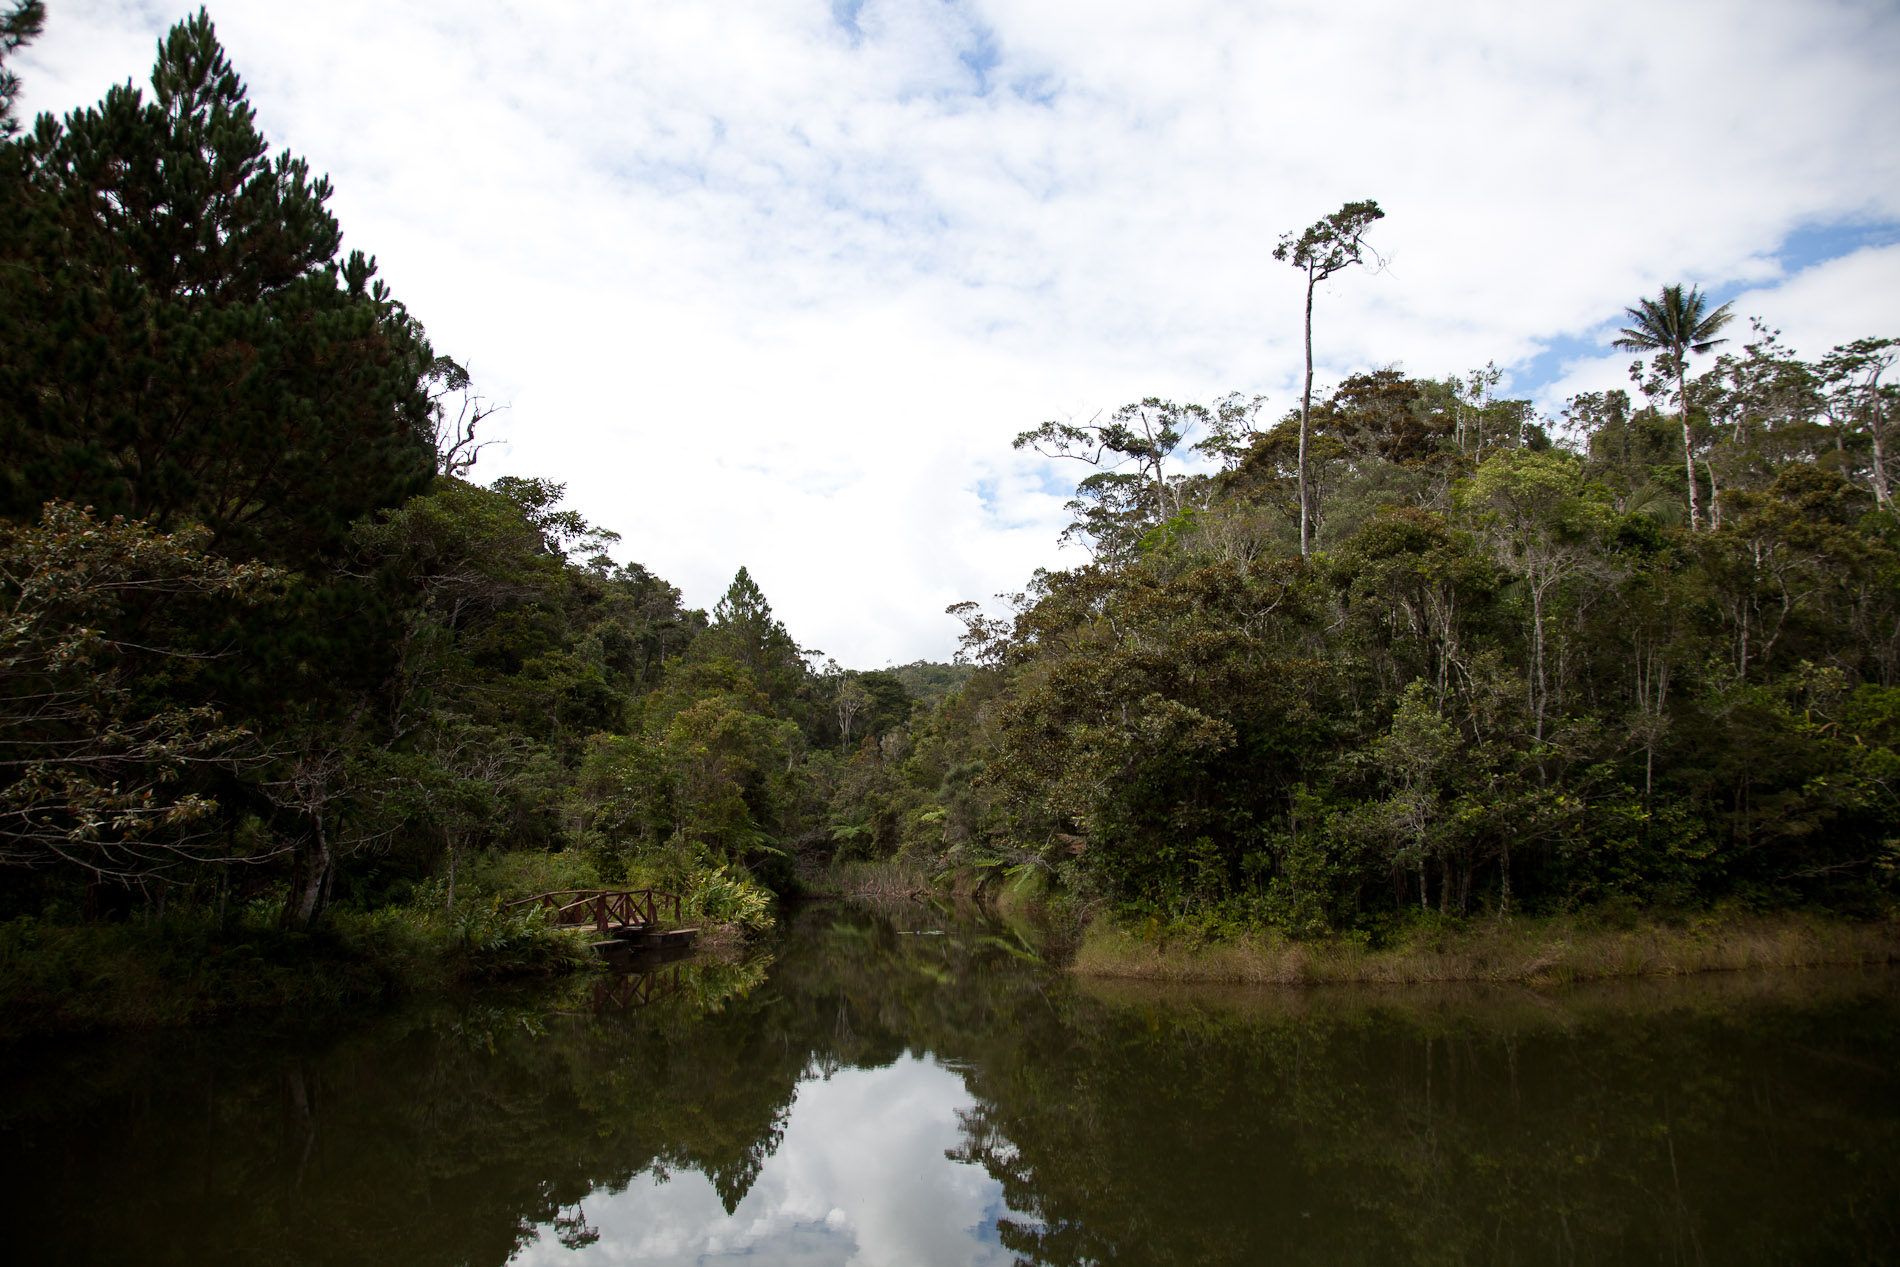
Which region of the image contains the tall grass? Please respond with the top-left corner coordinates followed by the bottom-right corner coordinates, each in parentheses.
top-left (1071, 908), bottom-right (1900, 987)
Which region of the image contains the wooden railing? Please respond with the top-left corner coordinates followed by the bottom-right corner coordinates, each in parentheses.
top-left (503, 888), bottom-right (683, 935)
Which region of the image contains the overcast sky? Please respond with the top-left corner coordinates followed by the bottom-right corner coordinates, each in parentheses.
top-left (18, 1), bottom-right (1900, 665)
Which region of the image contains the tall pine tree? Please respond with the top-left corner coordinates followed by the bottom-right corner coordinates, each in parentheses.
top-left (0, 8), bottom-right (437, 567)
top-left (0, 11), bottom-right (446, 923)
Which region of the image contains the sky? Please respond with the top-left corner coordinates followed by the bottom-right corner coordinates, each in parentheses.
top-left (17, 0), bottom-right (1900, 665)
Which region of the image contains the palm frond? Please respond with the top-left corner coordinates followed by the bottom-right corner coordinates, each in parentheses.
top-left (1622, 482), bottom-right (1685, 526)
top-left (1609, 286), bottom-right (1734, 357)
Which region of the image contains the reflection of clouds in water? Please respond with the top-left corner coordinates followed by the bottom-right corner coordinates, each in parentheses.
top-left (510, 1054), bottom-right (1016, 1267)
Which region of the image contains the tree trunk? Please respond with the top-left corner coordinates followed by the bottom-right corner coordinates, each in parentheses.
top-left (1530, 580), bottom-right (1547, 744)
top-left (1679, 363), bottom-right (1701, 532)
top-left (1299, 272), bottom-right (1316, 557)
top-left (1872, 395), bottom-right (1892, 508)
top-left (283, 818), bottom-right (333, 930)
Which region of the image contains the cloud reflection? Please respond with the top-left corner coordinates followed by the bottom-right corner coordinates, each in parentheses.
top-left (510, 1053), bottom-right (1015, 1266)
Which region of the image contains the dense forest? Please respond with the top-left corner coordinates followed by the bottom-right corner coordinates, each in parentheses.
top-left (1, 6), bottom-right (1895, 1014)
top-left (0, 8), bottom-right (924, 957)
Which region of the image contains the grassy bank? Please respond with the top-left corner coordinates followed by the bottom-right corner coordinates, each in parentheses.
top-left (1070, 908), bottom-right (1900, 987)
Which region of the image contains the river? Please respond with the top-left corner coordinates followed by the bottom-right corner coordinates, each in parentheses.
top-left (2, 901), bottom-right (1896, 1264)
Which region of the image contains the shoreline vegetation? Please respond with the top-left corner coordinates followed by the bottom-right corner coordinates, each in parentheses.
top-left (3, 14), bottom-right (1898, 1044)
top-left (1069, 907), bottom-right (1900, 987)
top-left (0, 846), bottom-right (773, 1038)
top-left (0, 905), bottom-right (765, 1040)
top-left (6, 864), bottom-right (1896, 1039)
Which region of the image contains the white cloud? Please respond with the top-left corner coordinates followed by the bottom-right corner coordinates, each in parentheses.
top-left (508, 1055), bottom-right (1015, 1266)
top-left (16, 1), bottom-right (1900, 661)
top-left (1738, 243), bottom-right (1900, 354)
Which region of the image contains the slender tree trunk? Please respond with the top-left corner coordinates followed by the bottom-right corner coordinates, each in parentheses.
top-left (1141, 411), bottom-right (1171, 519)
top-left (1679, 363), bottom-right (1701, 532)
top-left (284, 817), bottom-right (332, 931)
top-left (1872, 396), bottom-right (1892, 508)
top-left (1299, 272), bottom-right (1315, 557)
top-left (1530, 580), bottom-right (1547, 744)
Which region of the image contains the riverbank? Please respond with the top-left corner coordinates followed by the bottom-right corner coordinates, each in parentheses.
top-left (0, 903), bottom-right (595, 1038)
top-left (0, 848), bottom-right (786, 1038)
top-left (1070, 909), bottom-right (1900, 986)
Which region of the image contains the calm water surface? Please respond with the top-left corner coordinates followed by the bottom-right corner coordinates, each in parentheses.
top-left (3, 903), bottom-right (1897, 1265)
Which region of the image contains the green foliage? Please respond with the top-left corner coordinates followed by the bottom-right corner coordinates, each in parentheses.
top-left (0, 502), bottom-right (284, 877)
top-left (680, 864), bottom-right (775, 932)
top-left (0, 894), bottom-right (579, 1035)
top-left (0, 3), bottom-right (44, 139)
top-left (0, 9), bottom-right (437, 563)
top-left (0, 19), bottom-right (819, 991)
top-left (0, 6), bottom-right (1892, 1028)
top-left (930, 344), bottom-right (1900, 940)
top-left (887, 659), bottom-right (975, 700)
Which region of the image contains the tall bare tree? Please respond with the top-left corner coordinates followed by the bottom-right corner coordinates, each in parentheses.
top-left (1273, 200), bottom-right (1385, 556)
top-left (1820, 337), bottom-right (1897, 508)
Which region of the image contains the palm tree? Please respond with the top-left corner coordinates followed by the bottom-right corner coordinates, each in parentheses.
top-left (1612, 284), bottom-right (1735, 531)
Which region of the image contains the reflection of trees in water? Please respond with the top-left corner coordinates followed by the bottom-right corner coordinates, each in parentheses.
top-left (4, 914), bottom-right (1894, 1265)
top-left (945, 978), bottom-right (1900, 1265)
top-left (1, 953), bottom-right (797, 1265)
top-left (0, 906), bottom-right (1047, 1266)
top-left (551, 1203), bottom-right (599, 1249)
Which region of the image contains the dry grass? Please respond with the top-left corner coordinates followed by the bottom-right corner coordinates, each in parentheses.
top-left (1071, 910), bottom-right (1900, 988)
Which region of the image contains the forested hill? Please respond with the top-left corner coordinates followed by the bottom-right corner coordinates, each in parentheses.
top-left (0, 9), bottom-right (925, 938)
top-left (1, 8), bottom-right (1895, 969)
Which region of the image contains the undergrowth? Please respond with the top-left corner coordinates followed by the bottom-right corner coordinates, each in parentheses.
top-left (0, 846), bottom-right (782, 1037)
top-left (1070, 904), bottom-right (1900, 986)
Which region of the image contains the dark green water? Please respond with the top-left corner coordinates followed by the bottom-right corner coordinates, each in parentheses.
top-left (3, 903), bottom-right (1897, 1265)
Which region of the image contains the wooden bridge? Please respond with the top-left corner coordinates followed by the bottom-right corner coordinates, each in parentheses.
top-left (504, 888), bottom-right (698, 952)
